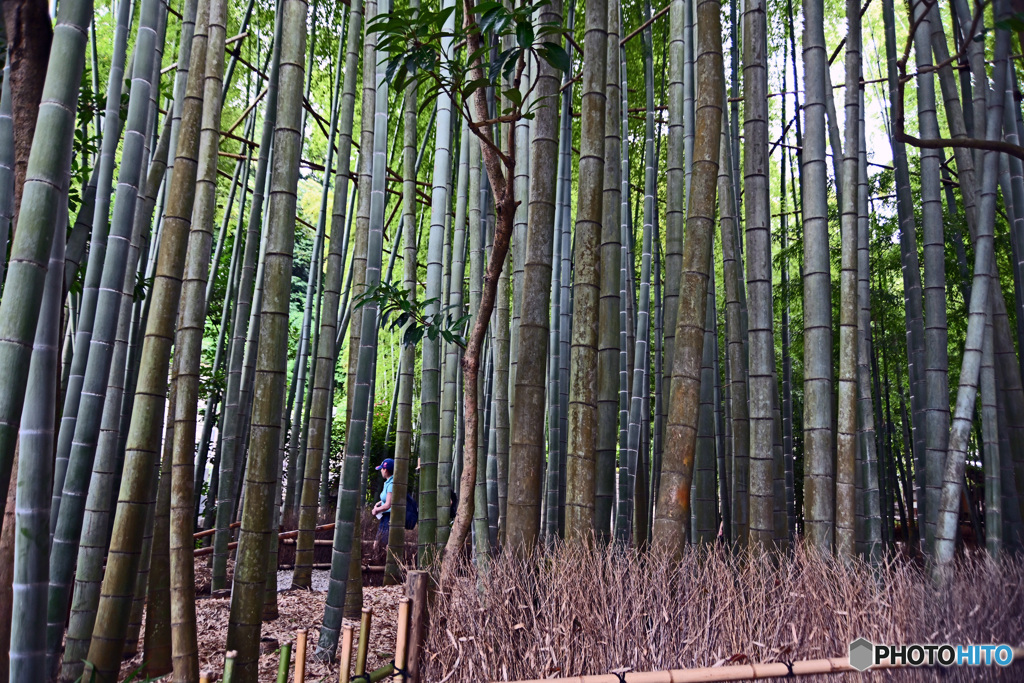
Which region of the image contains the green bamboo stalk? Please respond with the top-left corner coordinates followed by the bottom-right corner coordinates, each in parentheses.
top-left (800, 0), bottom-right (834, 552)
top-left (225, 0), bottom-right (308, 675)
top-left (294, 0), bottom-right (361, 589)
top-left (48, 2), bottom-right (166, 675)
top-left (662, 0), bottom-right (684, 487)
top-left (594, 0), bottom-right (621, 544)
top-left (386, 8), bottom-right (418, 582)
top-left (564, 0), bottom-right (607, 543)
top-left (9, 146), bottom-right (66, 683)
top-left (439, 121), bottom-right (469, 551)
top-left (318, 0), bottom-right (385, 657)
top-left (61, 47), bottom-right (171, 683)
top-left (855, 91), bottom-right (881, 560)
top-left (169, 0), bottom-right (228, 674)
top-left (419, 0), bottom-right (454, 563)
top-left (717, 112), bottom-right (748, 546)
top-left (619, 5), bottom-right (654, 544)
top-left (693, 261), bottom-right (717, 543)
top-left (212, 0), bottom-right (285, 591)
top-left (743, 0), bottom-right (776, 548)
top-left (653, 0), bottom-right (722, 556)
top-left (910, 0), bottom-right (949, 558)
top-left (83, 0), bottom-right (213, 675)
top-left (936, 26), bottom-right (1009, 571)
top-left (834, 0), bottom-right (860, 559)
top-left (50, 0), bottom-right (133, 530)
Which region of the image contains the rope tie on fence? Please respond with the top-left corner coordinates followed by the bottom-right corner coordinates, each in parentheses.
top-left (390, 660), bottom-right (412, 679)
top-left (610, 667), bottom-right (631, 683)
top-left (781, 659), bottom-right (796, 677)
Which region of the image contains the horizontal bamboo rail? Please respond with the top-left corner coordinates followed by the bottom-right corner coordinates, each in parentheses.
top-left (192, 523), bottom-right (336, 556)
top-left (493, 648), bottom-right (1024, 683)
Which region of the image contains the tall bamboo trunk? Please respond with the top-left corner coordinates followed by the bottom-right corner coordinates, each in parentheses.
top-left (743, 0), bottom-right (775, 547)
top-left (168, 0), bottom-right (228, 675)
top-left (653, 0), bottom-right (723, 556)
top-left (225, 0), bottom-right (308, 677)
top-left (911, 0), bottom-right (949, 558)
top-left (295, 0), bottom-right (363, 590)
top-left (835, 0), bottom-right (860, 559)
top-left (419, 0), bottom-right (455, 562)
top-left (800, 0), bottom-right (835, 552)
top-left (318, 0), bottom-right (384, 656)
top-left (212, 0), bottom-right (285, 591)
top-left (935, 22), bottom-right (1010, 571)
top-left (564, 0), bottom-right (607, 543)
top-left (83, 0), bottom-right (213, 675)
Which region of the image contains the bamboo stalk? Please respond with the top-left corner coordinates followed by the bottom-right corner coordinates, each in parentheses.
top-left (339, 625), bottom-right (355, 683)
top-left (356, 607), bottom-right (373, 676)
top-left (223, 650), bottom-right (238, 683)
top-left (295, 629), bottom-right (308, 683)
top-left (277, 642), bottom-right (293, 683)
top-left (393, 597), bottom-right (411, 683)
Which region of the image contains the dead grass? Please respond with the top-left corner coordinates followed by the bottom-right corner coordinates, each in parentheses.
top-left (422, 543), bottom-right (1024, 682)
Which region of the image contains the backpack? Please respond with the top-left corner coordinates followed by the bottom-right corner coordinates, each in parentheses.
top-left (405, 493), bottom-right (418, 530)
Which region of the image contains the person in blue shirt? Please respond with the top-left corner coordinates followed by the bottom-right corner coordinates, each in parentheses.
top-left (372, 458), bottom-right (394, 545)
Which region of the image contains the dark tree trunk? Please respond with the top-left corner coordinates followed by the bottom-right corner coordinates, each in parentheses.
top-left (2, 0), bottom-right (53, 225)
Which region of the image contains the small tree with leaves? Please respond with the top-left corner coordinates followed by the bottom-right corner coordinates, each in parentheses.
top-left (369, 0), bottom-right (568, 581)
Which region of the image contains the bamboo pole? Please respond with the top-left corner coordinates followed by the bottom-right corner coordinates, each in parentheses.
top-left (355, 607), bottom-right (373, 676)
top-left (339, 625), bottom-right (355, 683)
top-left (295, 629), bottom-right (308, 683)
top-left (490, 649), bottom-right (1024, 683)
top-left (393, 598), bottom-right (411, 683)
top-left (277, 642), bottom-right (293, 683)
top-left (222, 650), bottom-right (238, 683)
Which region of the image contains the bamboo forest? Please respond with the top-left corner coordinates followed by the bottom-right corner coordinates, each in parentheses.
top-left (3, 0), bottom-right (1024, 679)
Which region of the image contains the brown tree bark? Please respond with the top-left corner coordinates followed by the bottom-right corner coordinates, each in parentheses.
top-left (2, 0), bottom-right (53, 225)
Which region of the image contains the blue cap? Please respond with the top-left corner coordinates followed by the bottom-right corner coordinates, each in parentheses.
top-left (375, 458), bottom-right (395, 471)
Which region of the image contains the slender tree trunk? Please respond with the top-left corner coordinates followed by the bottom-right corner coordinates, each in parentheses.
top-left (0, 0), bottom-right (52, 224)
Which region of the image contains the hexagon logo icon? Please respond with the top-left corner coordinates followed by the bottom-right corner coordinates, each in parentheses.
top-left (849, 638), bottom-right (874, 672)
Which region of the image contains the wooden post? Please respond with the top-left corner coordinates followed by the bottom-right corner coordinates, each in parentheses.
top-left (339, 624), bottom-right (355, 683)
top-left (276, 642), bottom-right (293, 683)
top-left (404, 570), bottom-right (430, 682)
top-left (295, 629), bottom-right (308, 683)
top-left (393, 597), bottom-right (412, 683)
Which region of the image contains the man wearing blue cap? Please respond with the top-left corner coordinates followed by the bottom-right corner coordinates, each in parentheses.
top-left (372, 458), bottom-right (395, 544)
